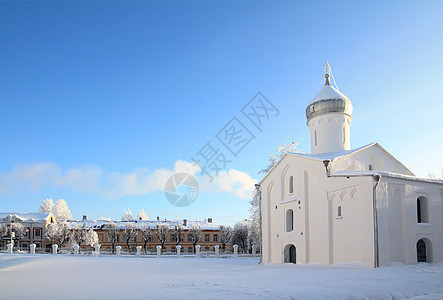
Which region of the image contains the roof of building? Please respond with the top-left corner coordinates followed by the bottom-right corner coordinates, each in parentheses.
top-left (0, 212), bottom-right (53, 222)
top-left (331, 170), bottom-right (443, 185)
top-left (67, 219), bottom-right (221, 230)
top-left (306, 74), bottom-right (353, 122)
top-left (287, 143), bottom-right (376, 162)
top-left (259, 143), bottom-right (415, 184)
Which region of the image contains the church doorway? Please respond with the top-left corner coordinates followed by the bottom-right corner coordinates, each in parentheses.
top-left (284, 244), bottom-right (296, 264)
top-left (416, 238), bottom-right (432, 263)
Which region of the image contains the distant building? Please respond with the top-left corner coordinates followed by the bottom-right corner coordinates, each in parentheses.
top-left (0, 212), bottom-right (56, 251)
top-left (260, 64), bottom-right (443, 267)
top-left (68, 219), bottom-right (233, 254)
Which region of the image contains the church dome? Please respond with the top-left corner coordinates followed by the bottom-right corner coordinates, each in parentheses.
top-left (306, 73), bottom-right (353, 122)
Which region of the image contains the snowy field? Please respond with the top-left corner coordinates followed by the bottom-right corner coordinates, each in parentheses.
top-left (1, 254), bottom-right (443, 299)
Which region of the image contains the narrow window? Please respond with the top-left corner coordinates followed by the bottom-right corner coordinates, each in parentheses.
top-left (369, 164), bottom-right (373, 171)
top-left (289, 176), bottom-right (294, 194)
top-left (314, 130), bottom-right (318, 146)
top-left (286, 209), bottom-right (294, 232)
top-left (342, 127), bottom-right (345, 143)
top-left (337, 206), bottom-right (342, 218)
top-left (417, 197), bottom-right (429, 223)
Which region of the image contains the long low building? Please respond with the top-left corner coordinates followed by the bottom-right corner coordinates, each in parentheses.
top-left (1, 213), bottom-right (234, 254)
top-left (68, 218), bottom-right (234, 254)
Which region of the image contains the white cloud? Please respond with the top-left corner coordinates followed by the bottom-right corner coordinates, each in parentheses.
top-left (0, 160), bottom-right (256, 199)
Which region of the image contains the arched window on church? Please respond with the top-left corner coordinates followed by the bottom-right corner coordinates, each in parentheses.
top-left (417, 196), bottom-right (429, 223)
top-left (289, 176), bottom-right (294, 194)
top-left (286, 209), bottom-right (294, 232)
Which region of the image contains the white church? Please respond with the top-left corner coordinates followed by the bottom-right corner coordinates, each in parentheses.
top-left (259, 64), bottom-right (443, 267)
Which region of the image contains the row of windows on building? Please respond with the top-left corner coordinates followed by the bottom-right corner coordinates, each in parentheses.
top-left (98, 233), bottom-right (218, 243)
top-left (2, 227), bottom-right (42, 240)
top-left (284, 196), bottom-right (430, 233)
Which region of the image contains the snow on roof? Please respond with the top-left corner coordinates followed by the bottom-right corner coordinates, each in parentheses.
top-left (330, 170), bottom-right (443, 185)
top-left (259, 143), bottom-right (417, 185)
top-left (287, 143), bottom-right (376, 162)
top-left (67, 219), bottom-right (221, 230)
top-left (0, 212), bottom-right (52, 222)
top-left (309, 84), bottom-right (350, 105)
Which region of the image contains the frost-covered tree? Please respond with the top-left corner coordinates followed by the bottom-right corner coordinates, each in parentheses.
top-left (219, 225), bottom-right (233, 251)
top-left (45, 223), bottom-right (58, 245)
top-left (173, 224), bottom-right (183, 246)
top-left (0, 223), bottom-right (8, 239)
top-left (45, 222), bottom-right (70, 248)
top-left (137, 209), bottom-right (149, 220)
top-left (39, 198), bottom-right (54, 213)
top-left (233, 220), bottom-right (249, 253)
top-left (56, 222), bottom-right (71, 248)
top-left (248, 187), bottom-right (261, 253)
top-left (427, 168), bottom-right (443, 179)
top-left (124, 222), bottom-right (137, 252)
top-left (70, 223), bottom-right (88, 253)
top-left (104, 223), bottom-right (120, 254)
top-left (188, 224), bottom-right (201, 252)
top-left (140, 223), bottom-right (153, 253)
top-left (259, 142), bottom-right (300, 174)
top-left (53, 199), bottom-right (73, 222)
top-left (155, 223), bottom-right (169, 251)
top-left (11, 223), bottom-right (27, 248)
top-left (122, 209), bottom-right (134, 221)
top-left (84, 229), bottom-right (99, 248)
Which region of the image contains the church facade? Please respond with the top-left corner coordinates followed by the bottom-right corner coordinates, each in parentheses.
top-left (260, 66), bottom-right (443, 267)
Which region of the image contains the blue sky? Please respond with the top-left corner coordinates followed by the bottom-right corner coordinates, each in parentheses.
top-left (1, 1), bottom-right (442, 225)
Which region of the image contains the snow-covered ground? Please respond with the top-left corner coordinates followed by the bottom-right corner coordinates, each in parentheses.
top-left (1, 254), bottom-right (443, 299)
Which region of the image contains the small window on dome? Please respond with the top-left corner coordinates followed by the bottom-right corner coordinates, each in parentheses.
top-left (310, 106), bottom-right (315, 113)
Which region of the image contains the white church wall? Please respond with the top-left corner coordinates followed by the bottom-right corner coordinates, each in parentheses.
top-left (376, 178), bottom-right (443, 265)
top-left (326, 176), bottom-right (375, 267)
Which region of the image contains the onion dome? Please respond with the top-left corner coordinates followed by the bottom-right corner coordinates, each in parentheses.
top-left (306, 68), bottom-right (353, 122)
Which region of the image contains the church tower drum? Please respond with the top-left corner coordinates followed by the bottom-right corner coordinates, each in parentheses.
top-left (306, 63), bottom-right (353, 154)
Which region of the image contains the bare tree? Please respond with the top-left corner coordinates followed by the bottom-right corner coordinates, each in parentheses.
top-left (248, 187), bottom-right (261, 253)
top-left (0, 224), bottom-right (8, 240)
top-left (11, 223), bottom-right (27, 249)
top-left (46, 222), bottom-right (71, 249)
top-left (124, 222), bottom-right (137, 252)
top-left (173, 224), bottom-right (183, 246)
top-left (54, 222), bottom-right (70, 248)
top-left (219, 225), bottom-right (233, 251)
top-left (233, 220), bottom-right (249, 253)
top-left (140, 223), bottom-right (153, 253)
top-left (104, 223), bottom-right (120, 254)
top-left (259, 142), bottom-right (300, 174)
top-left (70, 223), bottom-right (88, 253)
top-left (46, 223), bottom-right (58, 246)
top-left (188, 224), bottom-right (202, 253)
top-left (155, 223), bottom-right (169, 252)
